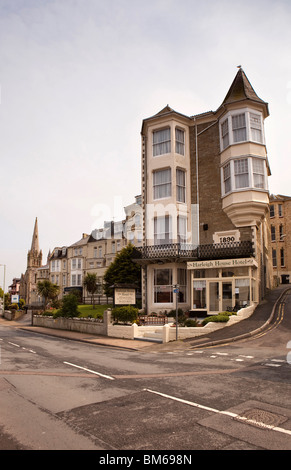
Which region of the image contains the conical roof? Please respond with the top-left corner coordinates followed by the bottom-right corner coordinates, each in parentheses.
top-left (222, 68), bottom-right (269, 115)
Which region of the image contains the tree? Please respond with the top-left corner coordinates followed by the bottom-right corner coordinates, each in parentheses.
top-left (37, 280), bottom-right (60, 311)
top-left (83, 273), bottom-right (98, 308)
top-left (103, 243), bottom-right (141, 298)
top-left (56, 294), bottom-right (80, 318)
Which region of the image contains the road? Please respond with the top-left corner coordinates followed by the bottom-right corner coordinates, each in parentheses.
top-left (0, 291), bottom-right (291, 453)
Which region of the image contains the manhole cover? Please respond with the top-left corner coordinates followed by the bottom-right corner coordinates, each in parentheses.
top-left (235, 408), bottom-right (288, 429)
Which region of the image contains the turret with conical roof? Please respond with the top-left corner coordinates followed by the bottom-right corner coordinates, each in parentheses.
top-left (220, 67), bottom-right (269, 118)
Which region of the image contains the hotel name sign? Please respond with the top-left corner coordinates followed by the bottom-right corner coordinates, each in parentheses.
top-left (114, 287), bottom-right (136, 305)
top-left (187, 258), bottom-right (258, 270)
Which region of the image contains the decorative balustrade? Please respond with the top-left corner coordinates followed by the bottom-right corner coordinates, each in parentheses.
top-left (133, 241), bottom-right (253, 262)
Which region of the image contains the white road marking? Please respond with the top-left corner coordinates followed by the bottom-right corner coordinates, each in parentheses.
top-left (8, 342), bottom-right (20, 347)
top-left (63, 361), bottom-right (114, 380)
top-left (145, 389), bottom-right (291, 437)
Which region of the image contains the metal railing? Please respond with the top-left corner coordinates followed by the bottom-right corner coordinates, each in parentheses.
top-left (133, 241), bottom-right (253, 261)
top-left (139, 315), bottom-right (168, 325)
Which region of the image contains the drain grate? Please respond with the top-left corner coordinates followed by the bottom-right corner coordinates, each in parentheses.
top-left (235, 408), bottom-right (288, 429)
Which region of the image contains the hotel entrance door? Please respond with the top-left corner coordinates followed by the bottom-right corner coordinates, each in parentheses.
top-left (208, 281), bottom-right (233, 313)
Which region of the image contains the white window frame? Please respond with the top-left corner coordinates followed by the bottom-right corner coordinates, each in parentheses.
top-left (176, 169), bottom-right (186, 203)
top-left (71, 258), bottom-right (82, 270)
top-left (221, 156), bottom-right (267, 196)
top-left (220, 108), bottom-right (265, 151)
top-left (175, 128), bottom-right (185, 156)
top-left (177, 215), bottom-right (187, 243)
top-left (154, 268), bottom-right (173, 303)
top-left (51, 259), bottom-right (60, 273)
top-left (153, 168), bottom-right (172, 200)
top-left (153, 128), bottom-right (171, 157)
top-left (154, 215), bottom-right (172, 245)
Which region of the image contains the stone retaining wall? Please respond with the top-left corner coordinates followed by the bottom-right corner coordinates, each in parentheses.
top-left (4, 310), bottom-right (25, 321)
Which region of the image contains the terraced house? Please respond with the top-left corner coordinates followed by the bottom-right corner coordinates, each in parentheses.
top-left (136, 68), bottom-right (273, 316)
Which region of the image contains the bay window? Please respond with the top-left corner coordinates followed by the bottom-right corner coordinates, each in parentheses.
top-left (153, 126), bottom-right (186, 156)
top-left (222, 156), bottom-right (267, 196)
top-left (220, 109), bottom-right (264, 150)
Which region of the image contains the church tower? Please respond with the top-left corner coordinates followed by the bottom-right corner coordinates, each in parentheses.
top-left (27, 217), bottom-right (42, 268)
top-left (20, 218), bottom-right (43, 305)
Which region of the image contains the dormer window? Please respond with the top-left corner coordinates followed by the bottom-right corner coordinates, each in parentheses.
top-left (220, 109), bottom-right (264, 150)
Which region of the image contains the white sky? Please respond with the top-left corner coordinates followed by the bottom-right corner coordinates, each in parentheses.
top-left (1, 0), bottom-right (291, 289)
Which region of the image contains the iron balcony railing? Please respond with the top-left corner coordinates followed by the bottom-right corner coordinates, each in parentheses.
top-left (133, 241), bottom-right (254, 262)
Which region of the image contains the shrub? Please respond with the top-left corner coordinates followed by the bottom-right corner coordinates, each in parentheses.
top-left (8, 303), bottom-right (19, 311)
top-left (56, 294), bottom-right (80, 318)
top-left (112, 305), bottom-right (139, 324)
top-left (167, 308), bottom-right (184, 318)
top-left (184, 319), bottom-right (198, 327)
top-left (202, 314), bottom-right (230, 326)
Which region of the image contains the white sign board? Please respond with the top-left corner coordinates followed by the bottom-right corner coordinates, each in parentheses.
top-left (114, 288), bottom-right (136, 305)
top-left (187, 258), bottom-right (257, 270)
top-left (11, 295), bottom-right (19, 303)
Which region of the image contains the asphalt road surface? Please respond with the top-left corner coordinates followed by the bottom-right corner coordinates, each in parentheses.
top-left (0, 291), bottom-right (291, 453)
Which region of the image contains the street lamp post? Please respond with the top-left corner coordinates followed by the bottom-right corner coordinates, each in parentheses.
top-left (173, 284), bottom-right (179, 341)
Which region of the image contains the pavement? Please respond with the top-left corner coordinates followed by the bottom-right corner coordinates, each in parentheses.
top-left (1, 285), bottom-right (290, 352)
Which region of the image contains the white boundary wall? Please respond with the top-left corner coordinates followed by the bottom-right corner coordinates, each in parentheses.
top-left (32, 305), bottom-right (255, 343)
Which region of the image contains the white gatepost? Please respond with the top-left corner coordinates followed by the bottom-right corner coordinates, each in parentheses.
top-left (163, 324), bottom-right (170, 343)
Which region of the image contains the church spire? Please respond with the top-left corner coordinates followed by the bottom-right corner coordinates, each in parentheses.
top-left (31, 217), bottom-right (40, 253)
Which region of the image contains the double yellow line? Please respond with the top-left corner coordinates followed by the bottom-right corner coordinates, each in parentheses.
top-left (251, 290), bottom-right (288, 341)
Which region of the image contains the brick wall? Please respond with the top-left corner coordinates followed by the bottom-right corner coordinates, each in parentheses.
top-left (190, 120), bottom-right (253, 245)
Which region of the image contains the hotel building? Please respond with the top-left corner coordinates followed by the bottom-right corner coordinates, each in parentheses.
top-left (136, 68), bottom-right (273, 316)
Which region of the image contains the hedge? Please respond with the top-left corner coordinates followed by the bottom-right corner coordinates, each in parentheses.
top-left (202, 314), bottom-right (230, 326)
top-left (112, 305), bottom-right (139, 324)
